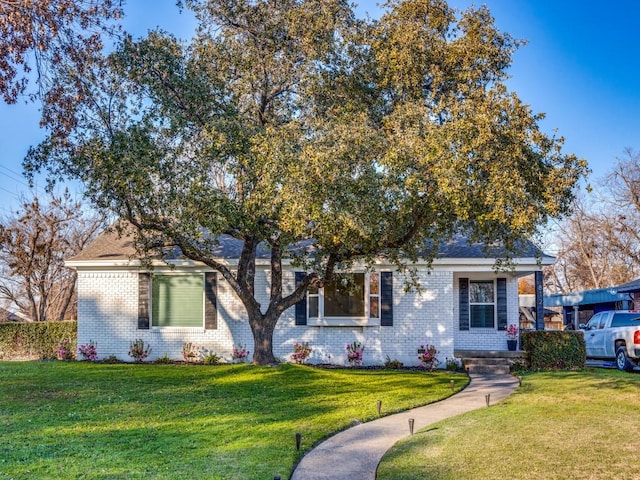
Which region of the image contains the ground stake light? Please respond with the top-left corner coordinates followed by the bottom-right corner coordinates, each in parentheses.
top-left (376, 400), bottom-right (382, 415)
top-left (450, 380), bottom-right (455, 392)
top-left (485, 393), bottom-right (490, 407)
top-left (408, 418), bottom-right (415, 435)
top-left (295, 432), bottom-right (302, 451)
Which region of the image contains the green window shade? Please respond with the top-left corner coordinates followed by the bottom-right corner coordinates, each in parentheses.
top-left (152, 275), bottom-right (203, 327)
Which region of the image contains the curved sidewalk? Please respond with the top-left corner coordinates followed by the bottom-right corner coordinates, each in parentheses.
top-left (290, 373), bottom-right (520, 480)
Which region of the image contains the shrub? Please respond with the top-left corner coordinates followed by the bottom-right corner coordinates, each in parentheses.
top-left (520, 330), bottom-right (586, 370)
top-left (384, 355), bottom-right (404, 369)
top-left (102, 355), bottom-right (119, 364)
top-left (128, 339), bottom-right (151, 363)
top-left (154, 353), bottom-right (173, 364)
top-left (203, 352), bottom-right (222, 365)
top-left (77, 340), bottom-right (98, 361)
top-left (231, 344), bottom-right (249, 362)
top-left (418, 344), bottom-right (440, 371)
top-left (0, 321), bottom-right (76, 360)
top-left (445, 357), bottom-right (462, 371)
top-left (182, 342), bottom-right (199, 363)
top-left (346, 341), bottom-right (364, 366)
top-left (291, 341), bottom-right (312, 364)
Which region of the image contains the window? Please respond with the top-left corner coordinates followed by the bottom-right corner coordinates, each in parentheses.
top-left (152, 274), bottom-right (204, 327)
top-left (469, 280), bottom-right (495, 328)
top-left (308, 273), bottom-right (380, 321)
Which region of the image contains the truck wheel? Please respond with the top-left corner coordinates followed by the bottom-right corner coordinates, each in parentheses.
top-left (615, 346), bottom-right (634, 372)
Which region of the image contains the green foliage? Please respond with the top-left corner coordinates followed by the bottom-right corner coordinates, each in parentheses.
top-left (444, 357), bottom-right (462, 372)
top-left (203, 352), bottom-right (222, 365)
top-left (28, 0), bottom-right (588, 364)
top-left (127, 338), bottom-right (151, 363)
top-left (0, 362), bottom-right (466, 479)
top-left (154, 352), bottom-right (173, 364)
top-left (384, 355), bottom-right (404, 369)
top-left (0, 321), bottom-right (76, 360)
top-left (102, 354), bottom-right (119, 364)
top-left (520, 330), bottom-right (586, 370)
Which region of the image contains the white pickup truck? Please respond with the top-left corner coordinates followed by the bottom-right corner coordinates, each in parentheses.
top-left (581, 310), bottom-right (640, 371)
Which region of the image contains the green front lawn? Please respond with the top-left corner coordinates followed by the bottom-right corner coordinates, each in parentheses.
top-left (0, 362), bottom-right (465, 479)
top-left (378, 369), bottom-right (640, 480)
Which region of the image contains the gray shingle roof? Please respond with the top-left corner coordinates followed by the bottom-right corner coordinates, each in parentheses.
top-left (67, 227), bottom-right (549, 263)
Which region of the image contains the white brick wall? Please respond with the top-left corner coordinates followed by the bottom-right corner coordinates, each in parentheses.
top-left (452, 273), bottom-right (520, 351)
top-left (76, 266), bottom-right (521, 365)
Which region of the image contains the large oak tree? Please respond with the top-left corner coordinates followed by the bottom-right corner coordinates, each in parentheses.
top-left (26, 0), bottom-right (587, 364)
top-left (0, 0), bottom-right (122, 103)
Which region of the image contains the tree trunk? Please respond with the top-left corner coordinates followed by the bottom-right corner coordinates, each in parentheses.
top-left (249, 312), bottom-right (279, 365)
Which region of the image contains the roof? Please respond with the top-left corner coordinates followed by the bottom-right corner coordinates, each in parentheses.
top-left (66, 225), bottom-right (551, 265)
top-left (544, 287), bottom-right (629, 307)
top-left (614, 278), bottom-right (640, 294)
top-left (544, 277), bottom-right (640, 307)
top-left (435, 235), bottom-right (552, 260)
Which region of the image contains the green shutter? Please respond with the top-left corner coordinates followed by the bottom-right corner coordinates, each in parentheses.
top-left (152, 275), bottom-right (203, 327)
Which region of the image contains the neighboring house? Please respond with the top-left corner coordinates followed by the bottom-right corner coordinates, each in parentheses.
top-left (66, 228), bottom-right (552, 366)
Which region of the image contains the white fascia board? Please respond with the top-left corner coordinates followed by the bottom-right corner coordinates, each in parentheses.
top-left (66, 255), bottom-right (552, 271)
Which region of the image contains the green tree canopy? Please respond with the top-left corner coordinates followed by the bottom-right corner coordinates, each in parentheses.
top-left (26, 0), bottom-right (587, 364)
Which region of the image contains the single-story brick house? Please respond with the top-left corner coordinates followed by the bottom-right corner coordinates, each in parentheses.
top-left (66, 228), bottom-right (552, 366)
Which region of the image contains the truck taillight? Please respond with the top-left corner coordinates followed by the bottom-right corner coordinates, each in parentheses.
top-left (634, 331), bottom-right (640, 345)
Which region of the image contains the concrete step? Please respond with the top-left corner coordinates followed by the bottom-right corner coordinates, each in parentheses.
top-left (462, 357), bottom-right (511, 375)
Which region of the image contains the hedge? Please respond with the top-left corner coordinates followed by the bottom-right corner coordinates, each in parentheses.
top-left (520, 330), bottom-right (586, 370)
top-left (0, 321), bottom-right (77, 360)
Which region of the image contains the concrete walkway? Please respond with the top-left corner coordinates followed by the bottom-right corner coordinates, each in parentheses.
top-left (290, 373), bottom-right (520, 480)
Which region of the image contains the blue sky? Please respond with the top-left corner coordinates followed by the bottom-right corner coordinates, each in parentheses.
top-left (0, 0), bottom-right (637, 215)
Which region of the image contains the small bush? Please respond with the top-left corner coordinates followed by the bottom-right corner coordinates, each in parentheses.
top-left (291, 341), bottom-right (312, 364)
top-left (102, 355), bottom-right (120, 364)
top-left (418, 344), bottom-right (439, 371)
top-left (182, 342), bottom-right (199, 363)
top-left (384, 355), bottom-right (404, 369)
top-left (520, 330), bottom-right (586, 370)
top-left (78, 340), bottom-right (98, 361)
top-left (203, 352), bottom-right (222, 365)
top-left (231, 344), bottom-right (249, 362)
top-left (154, 353), bottom-right (173, 364)
top-left (128, 339), bottom-right (151, 363)
top-left (445, 357), bottom-right (462, 372)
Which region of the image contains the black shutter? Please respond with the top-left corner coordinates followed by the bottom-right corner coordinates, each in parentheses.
top-left (138, 273), bottom-right (150, 329)
top-left (497, 277), bottom-right (507, 330)
top-left (205, 272), bottom-right (218, 330)
top-left (459, 277), bottom-right (469, 331)
top-left (294, 272), bottom-right (307, 325)
top-left (380, 272), bottom-right (393, 326)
